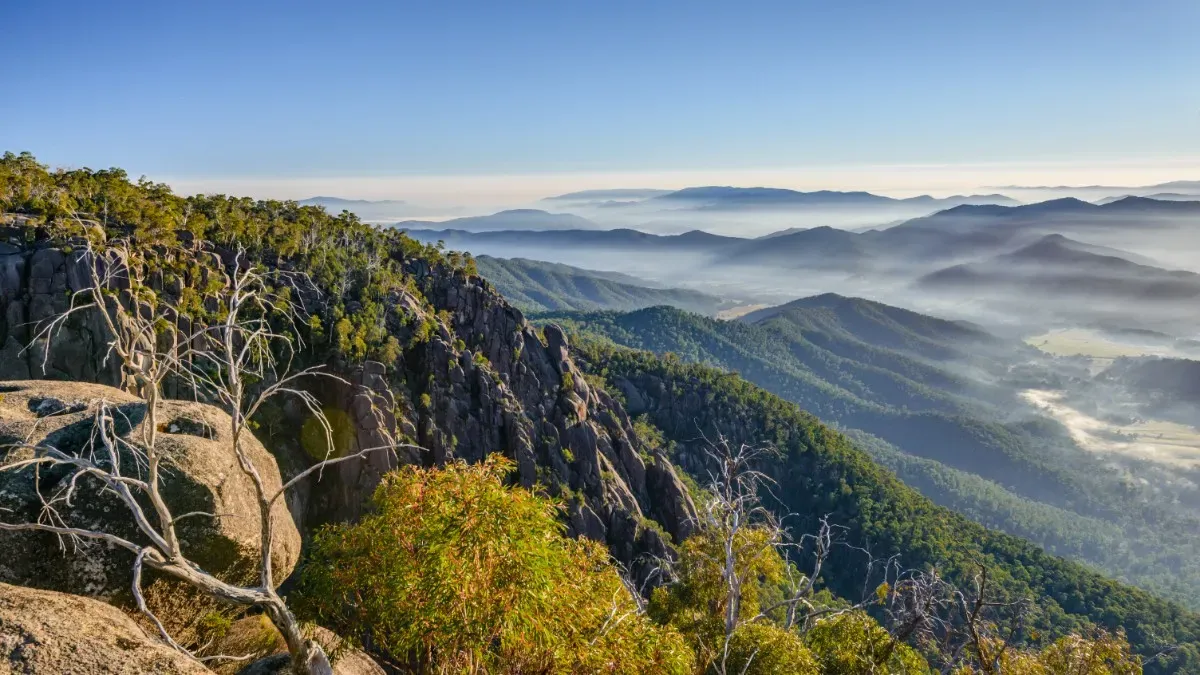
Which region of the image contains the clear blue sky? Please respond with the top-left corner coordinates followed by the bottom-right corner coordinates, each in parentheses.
top-left (3, 0), bottom-right (1198, 189)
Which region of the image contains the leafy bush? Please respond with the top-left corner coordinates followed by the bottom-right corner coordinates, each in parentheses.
top-left (725, 622), bottom-right (818, 675)
top-left (804, 611), bottom-right (928, 674)
top-left (297, 456), bottom-right (693, 674)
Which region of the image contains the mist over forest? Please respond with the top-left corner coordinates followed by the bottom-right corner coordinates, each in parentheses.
top-left (375, 182), bottom-right (1200, 612)
top-left (11, 0), bottom-right (1200, 670)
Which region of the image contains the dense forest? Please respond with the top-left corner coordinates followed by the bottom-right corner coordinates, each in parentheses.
top-left (1, 151), bottom-right (1197, 673)
top-left (541, 304), bottom-right (1200, 610)
top-left (571, 341), bottom-right (1200, 672)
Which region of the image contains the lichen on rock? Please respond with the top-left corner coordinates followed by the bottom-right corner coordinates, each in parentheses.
top-left (0, 380), bottom-right (301, 601)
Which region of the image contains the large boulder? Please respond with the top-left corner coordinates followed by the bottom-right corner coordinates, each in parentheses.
top-left (0, 581), bottom-right (211, 674)
top-left (0, 380), bottom-right (302, 600)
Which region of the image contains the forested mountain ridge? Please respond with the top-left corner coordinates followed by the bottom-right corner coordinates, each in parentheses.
top-left (572, 342), bottom-right (1200, 673)
top-left (1, 151), bottom-right (1197, 672)
top-left (473, 255), bottom-right (731, 314)
top-left (545, 301), bottom-right (1200, 613)
top-left (740, 292), bottom-right (1000, 360)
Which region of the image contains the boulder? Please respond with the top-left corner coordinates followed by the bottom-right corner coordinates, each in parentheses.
top-left (0, 581), bottom-right (210, 674)
top-left (0, 380), bottom-right (302, 600)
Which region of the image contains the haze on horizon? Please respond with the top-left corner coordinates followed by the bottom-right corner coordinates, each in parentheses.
top-left (4, 1), bottom-right (1199, 210)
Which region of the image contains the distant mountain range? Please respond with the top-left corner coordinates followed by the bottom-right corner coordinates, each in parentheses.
top-left (409, 195), bottom-right (1200, 335)
top-left (396, 209), bottom-right (601, 232)
top-left (405, 196), bottom-right (1200, 271)
top-left (308, 185), bottom-right (1200, 234)
top-left (893, 195), bottom-right (1200, 230)
top-left (1097, 192), bottom-right (1200, 204)
top-left (991, 180), bottom-right (1200, 203)
top-left (402, 225), bottom-right (741, 254)
top-left (540, 186), bottom-right (1019, 210)
top-left (298, 196), bottom-right (451, 221)
top-left (918, 234), bottom-right (1200, 302)
top-left (649, 186), bottom-right (1021, 210)
top-left (860, 196), bottom-right (1200, 265)
top-left (473, 256), bottom-right (733, 315)
top-left (542, 189), bottom-right (672, 203)
top-left (529, 187), bottom-right (1029, 234)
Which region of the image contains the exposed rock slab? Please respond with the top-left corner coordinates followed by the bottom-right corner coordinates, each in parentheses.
top-left (0, 380), bottom-right (301, 599)
top-left (0, 581), bottom-right (211, 674)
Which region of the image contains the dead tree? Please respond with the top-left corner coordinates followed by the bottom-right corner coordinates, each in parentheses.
top-left (2, 237), bottom-right (412, 674)
top-left (674, 436), bottom-right (883, 674)
top-left (875, 561), bottom-right (1034, 675)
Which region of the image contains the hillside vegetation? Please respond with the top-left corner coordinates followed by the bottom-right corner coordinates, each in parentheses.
top-left (473, 255), bottom-right (730, 314)
top-left (572, 341), bottom-right (1200, 672)
top-left (544, 301), bottom-right (1200, 611)
top-left (1, 151), bottom-right (1197, 673)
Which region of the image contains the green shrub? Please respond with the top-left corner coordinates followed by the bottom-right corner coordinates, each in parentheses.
top-left (297, 457), bottom-right (693, 674)
top-left (804, 610), bottom-right (928, 674)
top-left (726, 622), bottom-right (818, 675)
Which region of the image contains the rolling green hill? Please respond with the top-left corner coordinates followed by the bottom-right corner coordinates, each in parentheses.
top-left (543, 299), bottom-right (1200, 611)
top-left (474, 255), bottom-right (732, 314)
top-left (574, 342), bottom-right (1200, 673)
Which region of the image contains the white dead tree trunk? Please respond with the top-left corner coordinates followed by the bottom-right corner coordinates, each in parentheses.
top-left (679, 434), bottom-right (905, 675)
top-left (3, 236), bottom-right (413, 674)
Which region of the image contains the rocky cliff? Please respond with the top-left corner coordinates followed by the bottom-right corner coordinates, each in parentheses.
top-left (0, 234), bottom-right (696, 579)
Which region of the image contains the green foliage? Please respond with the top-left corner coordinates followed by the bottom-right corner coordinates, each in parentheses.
top-left (572, 342), bottom-right (1200, 673)
top-left (726, 622), bottom-right (819, 675)
top-left (949, 628), bottom-right (1141, 674)
top-left (0, 151), bottom-right (475, 371)
top-left (805, 611), bottom-right (929, 674)
top-left (650, 522), bottom-right (788, 669)
top-left (633, 415), bottom-right (667, 452)
top-left (378, 335), bottom-right (402, 366)
top-left (297, 456), bottom-right (693, 674)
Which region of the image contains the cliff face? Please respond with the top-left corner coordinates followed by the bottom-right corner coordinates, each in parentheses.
top-left (0, 232), bottom-right (122, 384)
top-left (0, 234), bottom-right (696, 576)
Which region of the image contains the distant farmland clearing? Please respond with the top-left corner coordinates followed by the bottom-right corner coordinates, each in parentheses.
top-left (1022, 389), bottom-right (1200, 469)
top-left (1025, 328), bottom-right (1173, 372)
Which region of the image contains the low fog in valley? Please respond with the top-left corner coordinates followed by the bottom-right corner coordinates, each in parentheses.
top-left (13, 1), bottom-right (1200, 670)
top-left (355, 180), bottom-right (1200, 609)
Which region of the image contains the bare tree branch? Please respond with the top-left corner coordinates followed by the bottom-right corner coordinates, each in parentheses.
top-left (0, 233), bottom-right (419, 675)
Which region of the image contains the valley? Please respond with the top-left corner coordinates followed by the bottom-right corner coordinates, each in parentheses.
top-left (1021, 388), bottom-right (1200, 469)
top-left (1026, 328), bottom-right (1168, 361)
top-left (3, 154), bottom-right (1200, 672)
top-left (11, 6), bottom-right (1200, 672)
top-left (413, 190), bottom-right (1200, 620)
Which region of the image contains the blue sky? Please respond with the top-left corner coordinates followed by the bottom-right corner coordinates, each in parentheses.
top-left (3, 1), bottom-right (1198, 201)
